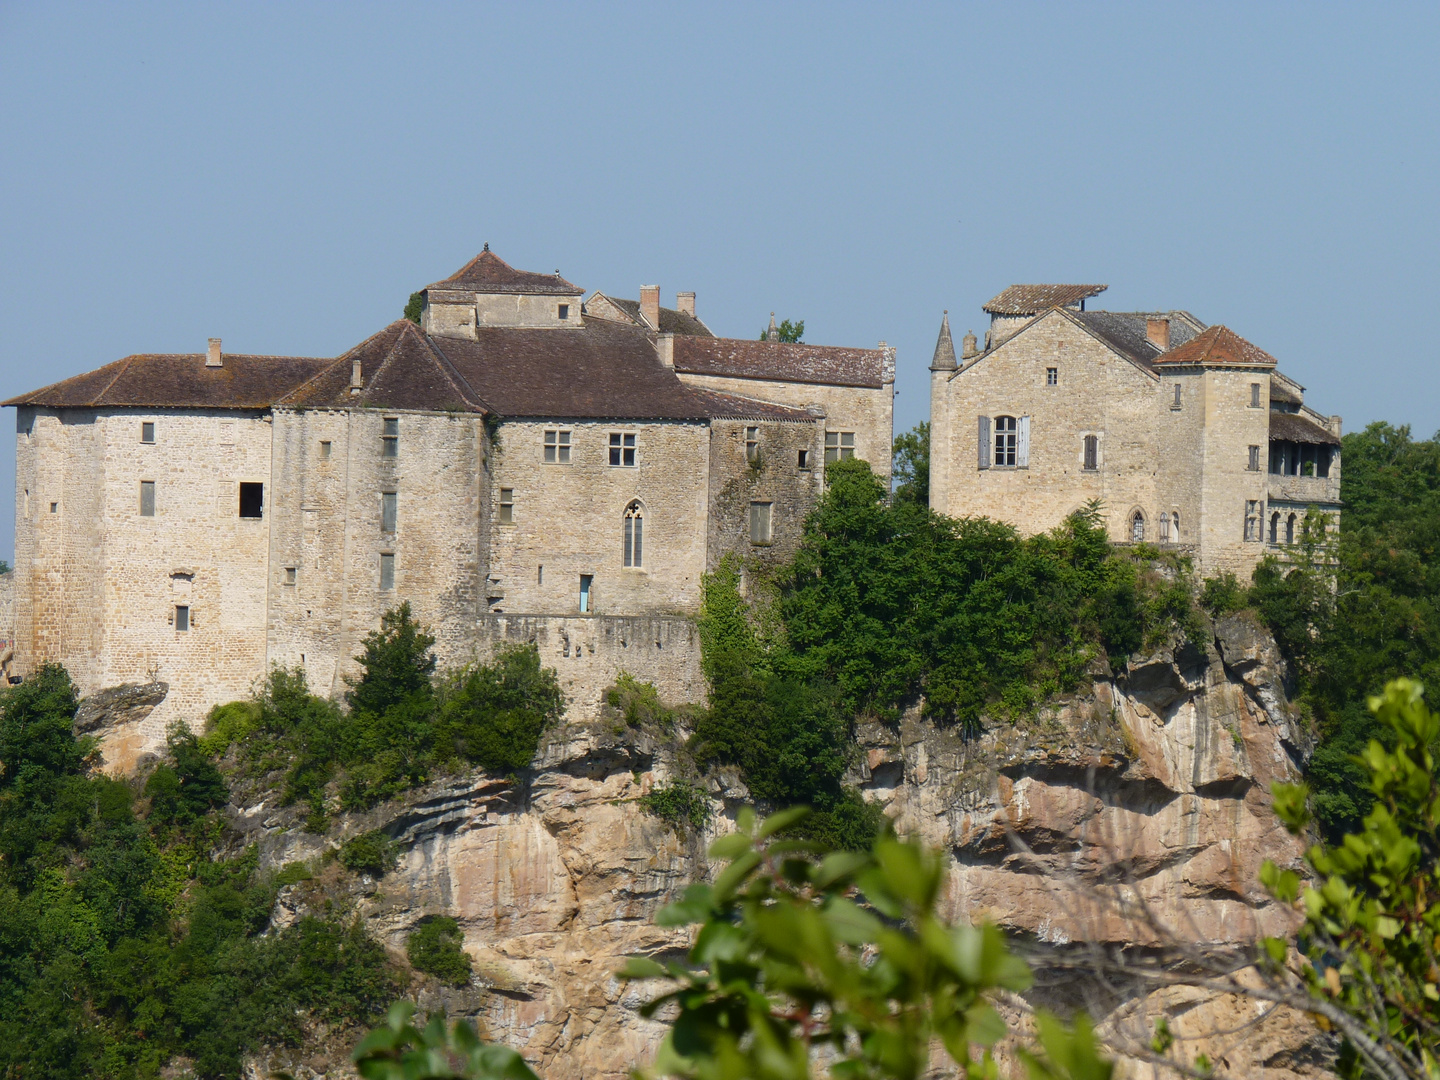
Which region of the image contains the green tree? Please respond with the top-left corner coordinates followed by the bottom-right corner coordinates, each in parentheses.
top-left (406, 917), bottom-right (473, 987)
top-left (404, 292), bottom-right (424, 325)
top-left (891, 421), bottom-right (930, 506)
top-left (759, 318), bottom-right (804, 343)
top-left (434, 643), bottom-right (565, 774)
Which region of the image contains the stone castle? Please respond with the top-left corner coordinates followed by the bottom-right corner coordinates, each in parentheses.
top-left (3, 250), bottom-right (895, 764)
top-left (928, 284), bottom-right (1342, 577)
top-left (3, 260), bottom-right (1343, 767)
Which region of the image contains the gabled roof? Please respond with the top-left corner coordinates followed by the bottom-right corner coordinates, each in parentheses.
top-left (672, 337), bottom-right (890, 389)
top-left (1154, 325), bottom-right (1277, 368)
top-left (2, 352), bottom-right (332, 410)
top-left (587, 292), bottom-right (713, 337)
top-left (1269, 374), bottom-right (1304, 405)
top-left (983, 284), bottom-right (1108, 315)
top-left (1270, 411), bottom-right (1340, 446)
top-left (425, 249), bottom-right (581, 296)
top-left (281, 321), bottom-right (488, 413)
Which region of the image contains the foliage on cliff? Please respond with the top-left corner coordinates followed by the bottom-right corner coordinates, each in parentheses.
top-left (1247, 422), bottom-right (1440, 837)
top-left (0, 665), bottom-right (399, 1080)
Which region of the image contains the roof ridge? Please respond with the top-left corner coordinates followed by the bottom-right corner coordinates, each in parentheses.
top-left (92, 355), bottom-right (136, 406)
top-left (423, 331), bottom-right (494, 415)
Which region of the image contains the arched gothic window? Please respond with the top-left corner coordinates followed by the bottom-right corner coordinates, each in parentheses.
top-left (1269, 512), bottom-right (1280, 544)
top-left (1285, 513), bottom-right (1296, 545)
top-left (994, 415), bottom-right (1017, 466)
top-left (1131, 510), bottom-right (1146, 542)
top-left (1171, 512), bottom-right (1180, 541)
top-left (623, 501), bottom-right (644, 568)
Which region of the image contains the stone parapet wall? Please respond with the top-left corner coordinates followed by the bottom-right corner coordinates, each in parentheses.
top-left (477, 613), bottom-right (704, 720)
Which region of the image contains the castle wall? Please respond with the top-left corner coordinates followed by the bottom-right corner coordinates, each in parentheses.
top-left (266, 408), bottom-right (488, 697)
top-left (705, 418), bottom-right (823, 574)
top-left (477, 613), bottom-right (704, 720)
top-left (672, 372), bottom-right (894, 482)
top-left (1196, 368), bottom-right (1274, 577)
top-left (484, 419), bottom-right (711, 619)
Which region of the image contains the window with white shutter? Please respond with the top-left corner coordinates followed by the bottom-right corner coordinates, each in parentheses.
top-left (977, 416), bottom-right (991, 469)
top-left (1016, 416), bottom-right (1030, 467)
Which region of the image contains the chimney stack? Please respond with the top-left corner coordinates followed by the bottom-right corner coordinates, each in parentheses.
top-left (639, 285), bottom-right (660, 330)
top-left (656, 332), bottom-right (675, 368)
top-left (350, 358), bottom-right (363, 390)
top-left (676, 291), bottom-right (695, 318)
top-left (206, 338), bottom-right (222, 367)
top-left (962, 330), bottom-right (978, 360)
top-left (1146, 316), bottom-right (1171, 352)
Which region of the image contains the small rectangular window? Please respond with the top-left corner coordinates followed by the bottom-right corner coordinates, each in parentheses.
top-left (1245, 500), bottom-right (1261, 541)
top-left (239, 482), bottom-right (264, 519)
top-left (824, 431), bottom-right (856, 463)
top-left (544, 430), bottom-right (571, 463)
top-left (139, 480), bottom-right (155, 517)
top-left (1046, 368), bottom-right (1058, 386)
top-left (609, 432), bottom-right (636, 467)
top-left (1248, 445), bottom-right (1261, 471)
top-left (382, 417), bottom-right (399, 458)
top-left (745, 426), bottom-right (760, 463)
top-left (174, 605), bottom-right (190, 632)
top-left (284, 567), bottom-right (297, 586)
top-left (49, 502), bottom-right (58, 514)
top-left (558, 303), bottom-right (570, 320)
top-left (320, 440), bottom-right (332, 460)
top-left (381, 491), bottom-right (397, 531)
top-left (537, 565), bottom-right (544, 585)
top-left (1172, 384), bottom-right (1182, 409)
top-left (499, 488), bottom-right (514, 524)
top-left (1083, 435), bottom-right (1098, 471)
top-left (750, 501), bottom-right (772, 544)
top-left (380, 553), bottom-right (395, 590)
top-left (1250, 383), bottom-right (1261, 408)
top-left (579, 574), bottom-right (592, 613)
top-left (798, 448), bottom-right (810, 470)
top-left (141, 421), bottom-right (155, 443)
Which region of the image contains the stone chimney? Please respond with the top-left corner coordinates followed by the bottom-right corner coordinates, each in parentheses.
top-left (656, 332), bottom-right (675, 368)
top-left (350, 358), bottom-right (363, 391)
top-left (1147, 316), bottom-right (1171, 352)
top-left (676, 291), bottom-right (695, 318)
top-left (930, 312), bottom-right (957, 371)
top-left (206, 338), bottom-right (222, 367)
top-left (766, 312), bottom-right (779, 342)
top-left (640, 285), bottom-right (660, 330)
top-left (962, 329), bottom-right (978, 360)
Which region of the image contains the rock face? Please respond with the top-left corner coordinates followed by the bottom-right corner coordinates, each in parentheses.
top-left (74, 681), bottom-right (169, 775)
top-left (237, 613), bottom-right (1329, 1079)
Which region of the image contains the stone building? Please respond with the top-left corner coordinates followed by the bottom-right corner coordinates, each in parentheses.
top-left (928, 284), bottom-right (1341, 577)
top-left (5, 250), bottom-right (894, 764)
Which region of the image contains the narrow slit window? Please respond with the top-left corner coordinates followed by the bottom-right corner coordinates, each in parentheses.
top-left (1159, 513), bottom-right (1171, 542)
top-left (1245, 500), bottom-right (1261, 541)
top-left (797, 448), bottom-right (810, 469)
top-left (1250, 383), bottom-right (1261, 408)
top-left (499, 488), bottom-right (514, 524)
top-left (1248, 445), bottom-right (1261, 471)
top-left (1269, 511), bottom-right (1280, 543)
top-left (141, 421), bottom-right (155, 444)
top-left (623, 502), bottom-right (643, 567)
top-left (379, 552), bottom-right (395, 590)
top-left (1131, 511), bottom-right (1145, 542)
top-left (1286, 513), bottom-right (1297, 544)
top-left (609, 432), bottom-right (637, 466)
top-left (174, 605), bottom-right (190, 632)
top-left (1172, 384), bottom-right (1182, 409)
top-left (579, 574), bottom-right (592, 613)
top-left (544, 429), bottom-right (572, 463)
top-left (1083, 434), bottom-right (1098, 471)
top-left (745, 427), bottom-right (760, 463)
top-left (381, 491), bottom-right (398, 531)
top-left (749, 501), bottom-right (772, 544)
top-left (139, 480), bottom-right (155, 517)
top-left (1170, 512), bottom-right (1180, 541)
top-left (382, 417), bottom-right (399, 458)
top-left (239, 482), bottom-right (263, 519)
top-left (1046, 367), bottom-right (1058, 386)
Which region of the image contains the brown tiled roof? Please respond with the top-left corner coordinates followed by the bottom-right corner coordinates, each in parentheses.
top-left (685, 387), bottom-right (817, 422)
top-left (1153, 325), bottom-right (1277, 368)
top-left (1269, 375), bottom-right (1304, 405)
top-left (425, 249), bottom-right (581, 296)
top-left (597, 295), bottom-right (713, 336)
top-left (282, 321), bottom-right (488, 413)
top-left (1270, 412), bottom-right (1340, 446)
top-left (983, 284), bottom-right (1108, 315)
top-left (671, 337), bottom-right (888, 389)
top-left (2, 352), bottom-right (332, 410)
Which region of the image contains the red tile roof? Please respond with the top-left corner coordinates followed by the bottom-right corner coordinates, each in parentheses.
top-left (425, 249), bottom-right (581, 296)
top-left (983, 284), bottom-right (1108, 315)
top-left (2, 352), bottom-right (332, 410)
top-left (1153, 325), bottom-right (1277, 368)
top-left (671, 337), bottom-right (889, 389)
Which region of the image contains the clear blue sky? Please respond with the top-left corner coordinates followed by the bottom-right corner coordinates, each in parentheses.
top-left (2, 2), bottom-right (1438, 563)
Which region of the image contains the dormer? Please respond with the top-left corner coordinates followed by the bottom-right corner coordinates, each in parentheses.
top-left (420, 246), bottom-right (585, 338)
top-left (982, 284), bottom-right (1108, 346)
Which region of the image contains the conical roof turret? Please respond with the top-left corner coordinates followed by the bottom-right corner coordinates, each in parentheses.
top-left (930, 311), bottom-right (957, 371)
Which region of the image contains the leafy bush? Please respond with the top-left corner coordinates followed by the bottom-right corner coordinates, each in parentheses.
top-left (638, 781), bottom-right (711, 832)
top-left (607, 671), bottom-right (673, 728)
top-left (340, 830), bottom-right (398, 877)
top-left (1199, 570), bottom-right (1248, 616)
top-left (405, 916), bottom-right (473, 986)
top-left (434, 643), bottom-right (565, 774)
top-left (146, 723), bottom-right (229, 825)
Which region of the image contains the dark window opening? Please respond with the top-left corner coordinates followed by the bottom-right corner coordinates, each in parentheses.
top-left (798, 448), bottom-right (810, 469)
top-left (544, 429), bottom-right (571, 463)
top-left (558, 303), bottom-right (570, 320)
top-left (1248, 445), bottom-right (1260, 471)
top-left (239, 482), bottom-right (264, 519)
top-left (499, 488), bottom-right (514, 524)
top-left (1172, 384), bottom-right (1182, 409)
top-left (174, 605), bottom-right (189, 632)
top-left (1046, 367), bottom-right (1058, 386)
top-left (623, 502), bottom-right (643, 567)
top-left (380, 552), bottom-right (395, 590)
top-left (382, 491), bottom-right (397, 531)
top-left (1269, 511), bottom-right (1280, 544)
top-left (141, 421), bottom-right (155, 443)
top-left (1269, 441), bottom-right (1332, 478)
top-left (993, 416), bottom-right (1017, 467)
top-left (1131, 511), bottom-right (1145, 542)
top-left (1083, 435), bottom-right (1098, 471)
top-left (382, 417), bottom-right (399, 458)
top-left (579, 574), bottom-right (593, 613)
top-left (609, 432), bottom-right (636, 467)
top-left (1250, 383), bottom-right (1262, 408)
top-left (745, 426), bottom-right (760, 463)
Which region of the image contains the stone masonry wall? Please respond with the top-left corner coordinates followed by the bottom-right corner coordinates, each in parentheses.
top-left (1196, 368), bottom-right (1274, 577)
top-left (705, 418), bottom-right (823, 574)
top-left (672, 372), bottom-right (895, 483)
top-left (485, 420), bottom-right (711, 619)
top-left (476, 613), bottom-right (704, 720)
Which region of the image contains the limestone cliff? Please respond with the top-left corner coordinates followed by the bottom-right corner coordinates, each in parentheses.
top-left (148, 611), bottom-right (1328, 1079)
